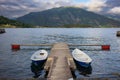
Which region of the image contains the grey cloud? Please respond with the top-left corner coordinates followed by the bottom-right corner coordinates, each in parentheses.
top-left (106, 0), bottom-right (120, 8)
top-left (101, 0), bottom-right (120, 15)
top-left (0, 0), bottom-right (44, 18)
top-left (92, 0), bottom-right (119, 15)
top-left (0, 0), bottom-right (73, 18)
top-left (0, 0), bottom-right (119, 18)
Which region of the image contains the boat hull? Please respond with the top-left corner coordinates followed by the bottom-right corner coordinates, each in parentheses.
top-left (75, 61), bottom-right (92, 75)
top-left (31, 59), bottom-right (46, 74)
top-left (75, 59), bottom-right (91, 68)
top-left (0, 29), bottom-right (5, 33)
top-left (32, 59), bottom-right (46, 66)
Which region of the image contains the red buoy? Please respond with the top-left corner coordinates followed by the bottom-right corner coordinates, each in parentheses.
top-left (101, 45), bottom-right (110, 50)
top-left (11, 44), bottom-right (20, 50)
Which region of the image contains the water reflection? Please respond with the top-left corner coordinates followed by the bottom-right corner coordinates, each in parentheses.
top-left (75, 62), bottom-right (92, 77)
top-left (30, 61), bottom-right (46, 78)
top-left (78, 65), bottom-right (92, 76)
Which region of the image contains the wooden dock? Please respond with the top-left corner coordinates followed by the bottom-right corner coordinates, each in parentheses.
top-left (44, 42), bottom-right (76, 80)
top-left (44, 42), bottom-right (120, 80)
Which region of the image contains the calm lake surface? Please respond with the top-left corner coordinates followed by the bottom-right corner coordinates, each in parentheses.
top-left (0, 28), bottom-right (120, 78)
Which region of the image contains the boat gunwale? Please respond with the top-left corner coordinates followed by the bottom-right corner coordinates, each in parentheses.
top-left (31, 50), bottom-right (48, 61)
top-left (72, 48), bottom-right (92, 63)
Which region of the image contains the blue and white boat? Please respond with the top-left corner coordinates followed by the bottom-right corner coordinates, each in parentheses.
top-left (31, 50), bottom-right (48, 66)
top-left (72, 48), bottom-right (92, 68)
top-left (30, 50), bottom-right (48, 78)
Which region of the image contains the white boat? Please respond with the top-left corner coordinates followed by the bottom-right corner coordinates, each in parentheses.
top-left (72, 48), bottom-right (92, 67)
top-left (31, 50), bottom-right (48, 66)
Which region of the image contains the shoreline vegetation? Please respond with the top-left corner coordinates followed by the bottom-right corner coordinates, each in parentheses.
top-left (0, 24), bottom-right (118, 28)
top-left (0, 16), bottom-right (33, 28)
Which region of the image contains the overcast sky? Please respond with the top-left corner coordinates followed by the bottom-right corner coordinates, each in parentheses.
top-left (0, 0), bottom-right (120, 18)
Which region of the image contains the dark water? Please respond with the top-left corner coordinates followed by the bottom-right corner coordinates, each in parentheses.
top-left (0, 28), bottom-right (120, 78)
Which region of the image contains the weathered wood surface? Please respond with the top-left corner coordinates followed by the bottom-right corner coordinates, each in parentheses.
top-left (45, 42), bottom-right (76, 80)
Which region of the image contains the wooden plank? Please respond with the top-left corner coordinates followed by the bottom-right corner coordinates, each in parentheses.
top-left (44, 58), bottom-right (53, 71)
top-left (67, 57), bottom-right (76, 71)
top-left (46, 42), bottom-right (75, 80)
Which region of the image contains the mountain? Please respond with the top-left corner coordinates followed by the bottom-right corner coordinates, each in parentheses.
top-left (106, 14), bottom-right (120, 21)
top-left (0, 16), bottom-right (33, 28)
top-left (17, 7), bottom-right (120, 27)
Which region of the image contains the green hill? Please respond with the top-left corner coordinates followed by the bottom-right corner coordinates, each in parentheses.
top-left (0, 16), bottom-right (33, 28)
top-left (17, 7), bottom-right (120, 28)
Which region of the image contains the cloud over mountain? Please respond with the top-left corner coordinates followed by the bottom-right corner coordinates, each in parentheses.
top-left (86, 0), bottom-right (107, 12)
top-left (0, 0), bottom-right (73, 18)
top-left (0, 0), bottom-right (120, 18)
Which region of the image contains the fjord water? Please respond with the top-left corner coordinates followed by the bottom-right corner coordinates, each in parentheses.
top-left (0, 28), bottom-right (120, 78)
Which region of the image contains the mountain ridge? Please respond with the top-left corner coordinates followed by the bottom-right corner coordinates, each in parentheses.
top-left (11, 7), bottom-right (120, 27)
